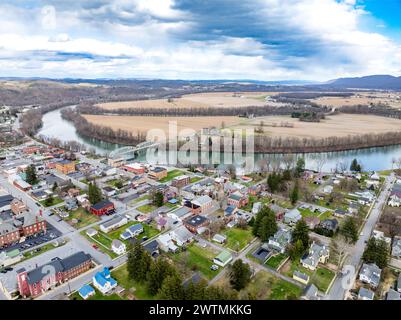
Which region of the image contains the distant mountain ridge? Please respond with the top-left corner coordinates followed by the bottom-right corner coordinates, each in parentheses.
top-left (326, 75), bottom-right (401, 90)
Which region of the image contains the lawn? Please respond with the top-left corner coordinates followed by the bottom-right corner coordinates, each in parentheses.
top-left (281, 259), bottom-right (335, 293)
top-left (168, 244), bottom-right (220, 280)
top-left (132, 194), bottom-right (150, 204)
top-left (107, 221), bottom-right (160, 242)
top-left (137, 204), bottom-right (157, 213)
top-left (298, 208), bottom-right (320, 218)
top-left (111, 264), bottom-right (155, 300)
top-left (310, 267), bottom-right (336, 293)
top-left (269, 279), bottom-right (303, 300)
top-left (70, 288), bottom-right (122, 300)
top-left (159, 170), bottom-right (186, 183)
top-left (223, 227), bottom-right (255, 252)
top-left (265, 253), bottom-right (288, 270)
top-left (190, 176), bottom-right (203, 184)
top-left (39, 196), bottom-right (64, 207)
top-left (227, 270), bottom-right (302, 300)
top-left (81, 231), bottom-right (118, 259)
top-left (65, 207), bottom-right (100, 229)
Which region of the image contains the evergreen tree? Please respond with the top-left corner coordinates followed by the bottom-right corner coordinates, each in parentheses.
top-left (362, 238), bottom-right (388, 269)
top-left (52, 182), bottom-right (58, 192)
top-left (88, 182), bottom-right (102, 204)
top-left (147, 258), bottom-right (177, 295)
top-left (252, 206), bottom-right (278, 241)
top-left (350, 159), bottom-right (362, 172)
top-left (290, 180), bottom-right (299, 205)
top-left (288, 239), bottom-right (305, 260)
top-left (292, 219), bottom-right (310, 250)
top-left (340, 216), bottom-right (359, 243)
top-left (229, 259), bottom-right (251, 291)
top-left (204, 286), bottom-right (238, 300)
top-left (152, 191), bottom-right (164, 207)
top-left (25, 164), bottom-right (38, 185)
top-left (44, 194), bottom-right (54, 206)
top-left (295, 157), bottom-right (305, 177)
top-left (185, 280), bottom-right (208, 300)
top-left (127, 242), bottom-right (152, 283)
top-left (158, 274), bottom-right (185, 300)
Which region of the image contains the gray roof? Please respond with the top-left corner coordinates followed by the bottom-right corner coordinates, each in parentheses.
top-left (193, 195), bottom-right (212, 206)
top-left (302, 284), bottom-right (318, 299)
top-left (170, 206), bottom-right (191, 218)
top-left (24, 251), bottom-right (91, 285)
top-left (386, 288), bottom-right (401, 300)
top-left (294, 270), bottom-right (309, 282)
top-left (360, 263), bottom-right (382, 287)
top-left (358, 287), bottom-right (374, 300)
top-left (100, 215), bottom-right (126, 229)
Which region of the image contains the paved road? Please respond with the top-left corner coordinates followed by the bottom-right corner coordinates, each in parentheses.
top-left (326, 173), bottom-right (395, 300)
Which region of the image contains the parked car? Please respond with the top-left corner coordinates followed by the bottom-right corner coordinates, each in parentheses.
top-left (210, 265), bottom-right (219, 271)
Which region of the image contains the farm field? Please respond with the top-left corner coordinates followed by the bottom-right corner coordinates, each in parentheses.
top-left (310, 92), bottom-right (401, 109)
top-left (84, 113), bottom-right (401, 140)
top-left (96, 92), bottom-right (280, 110)
top-left (233, 114), bottom-right (401, 139)
top-left (82, 114), bottom-right (241, 137)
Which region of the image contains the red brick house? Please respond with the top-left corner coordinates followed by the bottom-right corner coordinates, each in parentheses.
top-left (227, 192), bottom-right (248, 208)
top-left (171, 175), bottom-right (190, 188)
top-left (183, 215), bottom-right (209, 233)
top-left (90, 200), bottom-right (115, 216)
top-left (17, 251), bottom-right (92, 298)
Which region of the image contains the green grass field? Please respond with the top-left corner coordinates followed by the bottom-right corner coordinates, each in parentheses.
top-left (111, 265), bottom-right (155, 300)
top-left (23, 241), bottom-right (66, 260)
top-left (66, 207), bottom-right (100, 229)
top-left (40, 196), bottom-right (64, 207)
top-left (159, 170), bottom-right (186, 183)
top-left (265, 253), bottom-right (288, 270)
top-left (223, 227), bottom-right (255, 252)
top-left (137, 204), bottom-right (157, 213)
top-left (169, 244), bottom-right (220, 280)
top-left (310, 267), bottom-right (336, 293)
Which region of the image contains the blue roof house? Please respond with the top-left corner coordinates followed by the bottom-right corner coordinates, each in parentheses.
top-left (92, 267), bottom-right (117, 295)
top-left (78, 284), bottom-right (95, 300)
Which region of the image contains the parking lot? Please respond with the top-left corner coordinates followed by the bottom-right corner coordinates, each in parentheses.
top-left (2, 222), bottom-right (62, 254)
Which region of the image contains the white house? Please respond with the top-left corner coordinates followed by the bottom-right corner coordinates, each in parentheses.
top-left (111, 239), bottom-right (126, 255)
top-left (284, 208), bottom-right (302, 225)
top-left (157, 233), bottom-right (179, 253)
top-left (100, 216), bottom-right (128, 233)
top-left (301, 242), bottom-right (330, 271)
top-left (171, 226), bottom-right (194, 246)
top-left (92, 268), bottom-right (117, 295)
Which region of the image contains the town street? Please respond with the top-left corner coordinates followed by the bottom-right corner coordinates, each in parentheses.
top-left (326, 173), bottom-right (396, 300)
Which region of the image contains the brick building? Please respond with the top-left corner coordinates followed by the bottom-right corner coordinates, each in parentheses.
top-left (55, 160), bottom-right (76, 175)
top-left (17, 251), bottom-right (92, 298)
top-left (90, 200), bottom-right (115, 216)
top-left (148, 167), bottom-right (168, 180)
top-left (171, 175), bottom-right (191, 188)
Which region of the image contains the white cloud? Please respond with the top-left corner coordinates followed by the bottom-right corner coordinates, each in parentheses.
top-left (0, 0), bottom-right (399, 80)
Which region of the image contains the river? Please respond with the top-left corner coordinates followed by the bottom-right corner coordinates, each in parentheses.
top-left (37, 108), bottom-right (401, 172)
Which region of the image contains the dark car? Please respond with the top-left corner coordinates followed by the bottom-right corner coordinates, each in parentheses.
top-left (4, 267), bottom-right (13, 271)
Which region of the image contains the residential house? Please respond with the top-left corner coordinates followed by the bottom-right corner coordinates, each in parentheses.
top-left (102, 186), bottom-right (116, 197)
top-left (78, 284), bottom-right (95, 300)
top-left (171, 225), bottom-right (194, 246)
top-left (304, 216), bottom-right (320, 229)
top-left (186, 195), bottom-right (214, 214)
top-left (224, 205), bottom-right (238, 218)
top-left (252, 202), bottom-right (262, 215)
top-left (301, 242), bottom-right (330, 271)
top-left (68, 188), bottom-right (80, 198)
top-left (90, 200), bottom-right (115, 216)
top-left (0, 194), bottom-right (14, 212)
top-left (227, 192), bottom-right (248, 208)
top-left (10, 199), bottom-right (27, 215)
top-left (301, 284), bottom-right (319, 300)
top-left (167, 206), bottom-right (192, 222)
top-left (183, 215), bottom-right (209, 234)
top-left (92, 267), bottom-right (117, 295)
top-left (143, 240), bottom-right (160, 258)
top-left (131, 175), bottom-right (146, 188)
top-left (386, 288), bottom-right (401, 300)
top-left (213, 250), bottom-right (233, 267)
top-left (334, 208), bottom-right (347, 218)
top-left (268, 228), bottom-right (292, 254)
top-left (323, 185), bottom-right (333, 194)
top-left (17, 251), bottom-right (92, 298)
top-left (358, 287), bottom-right (375, 300)
top-left (284, 208), bottom-right (302, 225)
top-left (120, 223), bottom-right (143, 240)
top-left (293, 271), bottom-right (309, 285)
top-left (268, 204), bottom-right (286, 221)
top-left (319, 219), bottom-right (339, 233)
top-left (392, 238), bottom-right (401, 258)
top-left (111, 239), bottom-right (126, 255)
top-left (100, 215), bottom-right (128, 233)
top-left (252, 244), bottom-right (272, 263)
top-left (63, 198), bottom-right (76, 212)
top-left (212, 234), bottom-right (227, 244)
top-left (372, 230), bottom-right (392, 248)
top-left (86, 228), bottom-right (98, 237)
top-left (359, 263), bottom-right (382, 288)
top-left (157, 233), bottom-right (179, 253)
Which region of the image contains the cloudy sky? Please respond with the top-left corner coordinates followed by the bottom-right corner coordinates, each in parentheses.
top-left (0, 0), bottom-right (401, 81)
